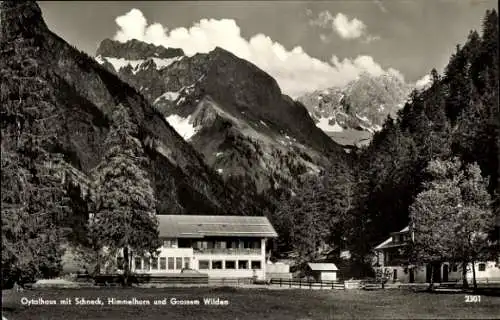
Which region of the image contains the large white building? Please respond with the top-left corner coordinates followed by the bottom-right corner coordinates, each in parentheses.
top-left (374, 226), bottom-right (500, 284)
top-left (129, 215), bottom-right (277, 280)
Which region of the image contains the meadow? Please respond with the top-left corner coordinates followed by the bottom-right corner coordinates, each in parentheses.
top-left (2, 286), bottom-right (500, 320)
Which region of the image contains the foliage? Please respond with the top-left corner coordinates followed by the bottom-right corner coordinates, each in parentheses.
top-left (89, 104), bottom-right (160, 283)
top-left (1, 37), bottom-right (71, 286)
top-left (409, 158), bottom-right (495, 288)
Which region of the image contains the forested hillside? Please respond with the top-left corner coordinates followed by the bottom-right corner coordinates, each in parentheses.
top-left (274, 9), bottom-right (499, 273)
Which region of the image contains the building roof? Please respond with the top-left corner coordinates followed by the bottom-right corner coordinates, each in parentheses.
top-left (307, 263), bottom-right (338, 271)
top-left (157, 215), bottom-right (278, 238)
top-left (374, 226), bottom-right (409, 251)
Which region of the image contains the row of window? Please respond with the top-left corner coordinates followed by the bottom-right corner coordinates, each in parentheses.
top-left (448, 263), bottom-right (486, 272)
top-left (132, 257), bottom-right (263, 271)
top-left (198, 260), bottom-right (262, 270)
top-left (162, 239), bottom-right (261, 249)
top-left (134, 257), bottom-right (190, 271)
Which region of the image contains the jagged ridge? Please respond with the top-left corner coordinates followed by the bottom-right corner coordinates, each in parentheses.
top-left (95, 39), bottom-right (346, 193)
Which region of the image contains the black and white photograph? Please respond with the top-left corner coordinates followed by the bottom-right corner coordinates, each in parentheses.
top-left (1, 0), bottom-right (499, 319)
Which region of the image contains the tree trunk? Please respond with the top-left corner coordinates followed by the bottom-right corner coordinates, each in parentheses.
top-left (123, 246), bottom-right (130, 286)
top-left (429, 264), bottom-right (434, 291)
top-left (93, 250), bottom-right (101, 277)
top-left (471, 260), bottom-right (477, 292)
top-left (462, 260), bottom-right (469, 289)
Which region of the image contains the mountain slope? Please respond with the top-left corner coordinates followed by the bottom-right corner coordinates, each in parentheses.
top-left (298, 73), bottom-right (411, 148)
top-left (95, 39), bottom-right (346, 192)
top-left (0, 0), bottom-right (260, 215)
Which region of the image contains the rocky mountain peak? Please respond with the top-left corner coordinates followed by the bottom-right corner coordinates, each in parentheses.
top-left (96, 38), bottom-right (184, 60)
top-left (298, 72), bottom-right (411, 148)
top-left (1, 0), bottom-right (48, 41)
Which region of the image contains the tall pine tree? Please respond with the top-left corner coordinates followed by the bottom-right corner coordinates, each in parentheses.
top-left (89, 104), bottom-right (160, 285)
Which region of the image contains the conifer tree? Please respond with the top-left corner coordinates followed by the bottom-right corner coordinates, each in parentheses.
top-left (90, 104), bottom-right (160, 285)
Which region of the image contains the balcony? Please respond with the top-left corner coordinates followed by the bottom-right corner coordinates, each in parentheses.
top-left (193, 248), bottom-right (261, 255)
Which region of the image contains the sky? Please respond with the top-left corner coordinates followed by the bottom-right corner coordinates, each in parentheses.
top-left (39, 0), bottom-right (497, 98)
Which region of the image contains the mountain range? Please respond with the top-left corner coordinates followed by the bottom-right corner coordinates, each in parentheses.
top-left (95, 39), bottom-right (345, 193)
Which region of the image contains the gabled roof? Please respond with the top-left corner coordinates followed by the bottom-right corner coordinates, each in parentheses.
top-left (374, 226), bottom-right (409, 251)
top-left (157, 215), bottom-right (278, 238)
top-left (308, 263), bottom-right (338, 271)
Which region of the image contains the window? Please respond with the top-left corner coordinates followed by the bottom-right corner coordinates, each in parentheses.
top-left (168, 257), bottom-right (174, 270)
top-left (212, 260), bottom-right (223, 269)
top-left (151, 257), bottom-right (158, 270)
top-left (184, 257), bottom-right (191, 269)
top-left (134, 257), bottom-right (142, 270)
top-left (253, 241), bottom-right (261, 249)
top-left (143, 258), bottom-right (150, 271)
top-left (251, 261), bottom-right (262, 270)
top-left (478, 263), bottom-right (486, 272)
top-left (238, 260), bottom-right (248, 269)
top-left (175, 257), bottom-right (182, 270)
top-left (199, 260), bottom-right (210, 270)
top-left (225, 261), bottom-right (236, 269)
top-left (116, 257), bottom-right (124, 270)
top-left (393, 269), bottom-right (398, 280)
top-left (452, 264), bottom-right (458, 272)
top-left (215, 241), bottom-right (226, 249)
top-left (163, 239), bottom-right (178, 248)
top-left (160, 257), bottom-right (167, 270)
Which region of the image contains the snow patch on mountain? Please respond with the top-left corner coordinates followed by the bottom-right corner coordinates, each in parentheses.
top-left (151, 56), bottom-right (183, 69)
top-left (154, 91), bottom-right (180, 104)
top-left (356, 114), bottom-right (371, 123)
top-left (102, 57), bottom-right (143, 72)
top-left (166, 115), bottom-right (199, 140)
top-left (97, 56), bottom-right (182, 73)
top-left (316, 117), bottom-right (343, 132)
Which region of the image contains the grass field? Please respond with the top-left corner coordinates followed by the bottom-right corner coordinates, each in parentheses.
top-left (2, 287), bottom-right (500, 320)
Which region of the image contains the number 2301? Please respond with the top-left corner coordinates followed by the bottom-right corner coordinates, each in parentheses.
top-left (465, 295), bottom-right (481, 303)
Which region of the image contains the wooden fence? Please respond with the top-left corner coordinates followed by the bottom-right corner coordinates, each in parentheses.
top-left (270, 278), bottom-right (345, 289)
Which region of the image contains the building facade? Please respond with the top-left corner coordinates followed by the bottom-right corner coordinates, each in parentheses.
top-left (374, 226), bottom-right (500, 283)
top-left (307, 263), bottom-right (338, 282)
top-left (128, 215), bottom-right (277, 280)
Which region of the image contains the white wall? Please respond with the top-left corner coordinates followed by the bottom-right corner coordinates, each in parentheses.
top-left (192, 238), bottom-right (267, 280)
top-left (377, 260), bottom-right (500, 284)
top-left (446, 261), bottom-right (500, 282)
top-left (321, 271), bottom-right (337, 282)
top-left (266, 262), bottom-right (290, 273)
top-left (376, 266), bottom-right (427, 283)
top-left (131, 238), bottom-right (269, 280)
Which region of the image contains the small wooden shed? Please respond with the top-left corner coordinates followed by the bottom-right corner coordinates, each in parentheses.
top-left (307, 263), bottom-right (339, 282)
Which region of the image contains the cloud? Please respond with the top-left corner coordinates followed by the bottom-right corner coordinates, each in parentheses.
top-left (112, 9), bottom-right (401, 98)
top-left (415, 74), bottom-right (432, 90)
top-left (309, 10), bottom-right (335, 29)
top-left (332, 13), bottom-right (366, 39)
top-left (373, 0), bottom-right (388, 13)
top-left (308, 10), bottom-right (380, 43)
